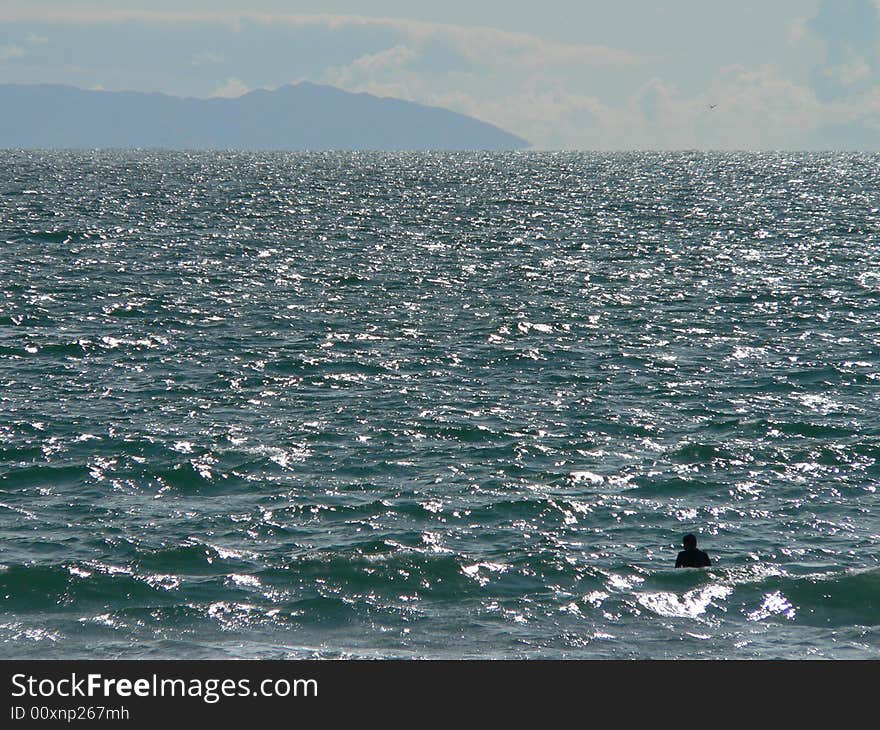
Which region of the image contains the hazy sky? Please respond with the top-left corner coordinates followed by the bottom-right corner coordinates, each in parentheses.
top-left (2, 0), bottom-right (879, 149)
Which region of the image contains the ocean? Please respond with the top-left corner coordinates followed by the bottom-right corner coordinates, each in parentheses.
top-left (1, 150), bottom-right (878, 659)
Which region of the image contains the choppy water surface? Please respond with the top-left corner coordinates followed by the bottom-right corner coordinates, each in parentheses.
top-left (1, 151), bottom-right (879, 658)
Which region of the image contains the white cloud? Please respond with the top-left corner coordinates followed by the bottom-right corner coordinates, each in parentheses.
top-left (211, 77), bottom-right (250, 98)
top-left (829, 59), bottom-right (872, 86)
top-left (346, 45), bottom-right (416, 75)
top-left (0, 45), bottom-right (25, 61)
top-left (0, 8), bottom-right (638, 70)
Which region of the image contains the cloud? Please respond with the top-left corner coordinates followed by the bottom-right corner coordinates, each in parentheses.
top-left (635, 78), bottom-right (678, 124)
top-left (0, 44), bottom-right (25, 61)
top-left (700, 66), bottom-right (823, 148)
top-left (773, 0), bottom-right (880, 147)
top-left (808, 0), bottom-right (879, 49)
top-left (344, 45), bottom-right (417, 75)
top-left (0, 8), bottom-right (638, 69)
top-left (321, 44), bottom-right (839, 149)
top-left (211, 77), bottom-right (250, 98)
top-left (302, 14), bottom-right (638, 148)
top-left (802, 0), bottom-right (880, 100)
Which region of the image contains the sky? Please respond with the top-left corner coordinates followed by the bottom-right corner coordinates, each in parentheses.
top-left (1, 0), bottom-right (879, 149)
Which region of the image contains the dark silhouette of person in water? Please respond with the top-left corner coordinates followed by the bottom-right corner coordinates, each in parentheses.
top-left (675, 534), bottom-right (711, 568)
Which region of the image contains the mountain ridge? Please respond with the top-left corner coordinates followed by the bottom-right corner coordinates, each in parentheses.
top-left (0, 82), bottom-right (529, 151)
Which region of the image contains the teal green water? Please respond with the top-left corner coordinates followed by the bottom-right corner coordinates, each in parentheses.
top-left (1, 151), bottom-right (878, 658)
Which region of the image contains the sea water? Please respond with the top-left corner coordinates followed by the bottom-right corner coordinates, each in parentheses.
top-left (1, 150), bottom-right (878, 658)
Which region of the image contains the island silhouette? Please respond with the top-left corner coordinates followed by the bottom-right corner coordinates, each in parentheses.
top-left (0, 81), bottom-right (529, 151)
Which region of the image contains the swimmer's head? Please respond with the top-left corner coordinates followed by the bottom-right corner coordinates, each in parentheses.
top-left (683, 534), bottom-right (697, 549)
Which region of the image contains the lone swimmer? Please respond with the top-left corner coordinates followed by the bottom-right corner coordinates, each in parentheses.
top-left (675, 534), bottom-right (711, 568)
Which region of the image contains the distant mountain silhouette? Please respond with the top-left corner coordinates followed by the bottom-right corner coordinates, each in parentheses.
top-left (0, 82), bottom-right (529, 151)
